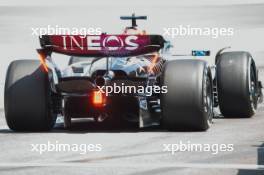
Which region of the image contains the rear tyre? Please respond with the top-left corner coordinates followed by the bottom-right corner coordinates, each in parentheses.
top-left (216, 51), bottom-right (258, 118)
top-left (161, 60), bottom-right (213, 131)
top-left (4, 60), bottom-right (56, 131)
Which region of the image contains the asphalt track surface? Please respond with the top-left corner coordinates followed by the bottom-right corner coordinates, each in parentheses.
top-left (0, 87), bottom-right (264, 175)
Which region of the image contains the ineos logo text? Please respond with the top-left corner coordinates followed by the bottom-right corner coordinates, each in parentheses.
top-left (62, 35), bottom-right (139, 51)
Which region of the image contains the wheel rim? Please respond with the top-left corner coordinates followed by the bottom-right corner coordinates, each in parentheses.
top-left (249, 62), bottom-right (257, 111)
top-left (203, 70), bottom-right (213, 125)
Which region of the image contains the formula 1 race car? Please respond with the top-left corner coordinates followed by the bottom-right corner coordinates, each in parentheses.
top-left (4, 14), bottom-right (263, 131)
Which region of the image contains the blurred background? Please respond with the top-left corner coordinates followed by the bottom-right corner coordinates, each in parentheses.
top-left (1, 0), bottom-right (264, 107)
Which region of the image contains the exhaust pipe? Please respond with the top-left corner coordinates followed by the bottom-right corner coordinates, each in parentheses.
top-left (94, 76), bottom-right (107, 87)
top-left (94, 71), bottom-right (115, 87)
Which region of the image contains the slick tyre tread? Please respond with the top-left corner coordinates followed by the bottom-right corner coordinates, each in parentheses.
top-left (161, 60), bottom-right (213, 131)
top-left (216, 51), bottom-right (257, 118)
top-left (4, 60), bottom-right (56, 131)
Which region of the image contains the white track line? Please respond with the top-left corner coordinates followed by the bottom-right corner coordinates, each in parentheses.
top-left (0, 162), bottom-right (263, 170)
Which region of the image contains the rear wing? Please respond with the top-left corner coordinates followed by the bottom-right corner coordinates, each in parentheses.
top-left (39, 34), bottom-right (165, 57)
